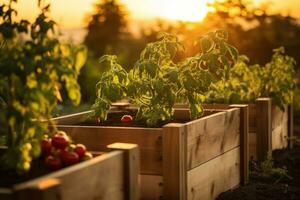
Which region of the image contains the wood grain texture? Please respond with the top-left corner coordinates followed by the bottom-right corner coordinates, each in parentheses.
top-left (14, 179), bottom-right (61, 200)
top-left (288, 104), bottom-right (294, 149)
top-left (140, 175), bottom-right (163, 200)
top-left (57, 125), bottom-right (163, 175)
top-left (51, 108), bottom-right (246, 200)
top-left (186, 108), bottom-right (240, 170)
top-left (187, 147), bottom-right (241, 200)
top-left (107, 143), bottom-right (140, 200)
top-left (249, 132), bottom-right (257, 160)
top-left (13, 151), bottom-right (126, 200)
top-left (271, 104), bottom-right (288, 150)
top-left (162, 123), bottom-right (187, 200)
top-left (230, 105), bottom-right (249, 184)
top-left (248, 104), bottom-right (257, 134)
top-left (255, 98), bottom-right (272, 161)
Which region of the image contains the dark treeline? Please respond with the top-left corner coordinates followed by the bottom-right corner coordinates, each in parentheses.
top-left (79, 0), bottom-right (300, 104)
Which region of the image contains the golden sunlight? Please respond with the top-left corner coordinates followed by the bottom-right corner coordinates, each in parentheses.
top-left (158, 0), bottom-right (211, 22)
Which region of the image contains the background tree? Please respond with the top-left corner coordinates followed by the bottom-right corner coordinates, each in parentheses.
top-left (84, 0), bottom-right (128, 57)
top-left (200, 0), bottom-right (300, 66)
top-left (79, 0), bottom-right (130, 104)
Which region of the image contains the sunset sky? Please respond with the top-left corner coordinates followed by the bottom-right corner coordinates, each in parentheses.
top-left (8, 0), bottom-right (300, 28)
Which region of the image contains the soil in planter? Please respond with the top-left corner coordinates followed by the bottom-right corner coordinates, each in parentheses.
top-left (217, 144), bottom-right (300, 200)
top-left (80, 109), bottom-right (217, 128)
top-left (0, 158), bottom-right (52, 187)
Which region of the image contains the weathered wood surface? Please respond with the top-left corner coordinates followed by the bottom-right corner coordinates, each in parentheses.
top-left (163, 123), bottom-right (187, 200)
top-left (288, 105), bottom-right (294, 149)
top-left (230, 105), bottom-right (249, 184)
top-left (6, 151), bottom-right (125, 200)
top-left (52, 107), bottom-right (247, 200)
top-left (201, 98), bottom-right (292, 161)
top-left (255, 98), bottom-right (272, 161)
top-left (187, 147), bottom-right (241, 200)
top-left (140, 175), bottom-right (163, 200)
top-left (1, 144), bottom-right (139, 200)
top-left (58, 125), bottom-right (163, 175)
top-left (271, 104), bottom-right (288, 150)
top-left (249, 132), bottom-right (257, 160)
top-left (186, 108), bottom-right (240, 170)
top-left (108, 143), bottom-right (140, 200)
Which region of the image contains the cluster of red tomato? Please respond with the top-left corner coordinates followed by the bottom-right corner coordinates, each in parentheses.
top-left (40, 131), bottom-right (93, 170)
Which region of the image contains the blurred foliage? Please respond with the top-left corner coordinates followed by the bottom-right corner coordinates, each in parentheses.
top-left (0, 0), bottom-right (86, 173)
top-left (84, 0), bottom-right (128, 58)
top-left (92, 30), bottom-right (240, 127)
top-left (206, 47), bottom-right (296, 110)
top-left (259, 47), bottom-right (296, 110)
top-left (202, 0), bottom-right (300, 66)
top-left (206, 55), bottom-right (262, 103)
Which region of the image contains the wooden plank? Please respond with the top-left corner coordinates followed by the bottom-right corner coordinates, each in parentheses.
top-left (140, 175), bottom-right (163, 200)
top-left (271, 104), bottom-right (289, 150)
top-left (186, 109), bottom-right (240, 169)
top-left (14, 179), bottom-right (61, 200)
top-left (248, 104), bottom-right (257, 133)
top-left (57, 125), bottom-right (163, 175)
top-left (203, 104), bottom-right (230, 110)
top-left (230, 104), bottom-right (249, 184)
top-left (52, 111), bottom-right (92, 125)
top-left (0, 188), bottom-right (12, 200)
top-left (255, 98), bottom-right (272, 161)
top-left (107, 143), bottom-right (140, 200)
top-left (187, 147), bottom-right (241, 200)
top-left (13, 151), bottom-right (126, 200)
top-left (249, 132), bottom-right (257, 160)
top-left (288, 104), bottom-right (294, 149)
top-left (162, 123), bottom-right (187, 200)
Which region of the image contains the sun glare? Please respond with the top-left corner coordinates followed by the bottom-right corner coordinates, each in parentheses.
top-left (159, 0), bottom-right (210, 22)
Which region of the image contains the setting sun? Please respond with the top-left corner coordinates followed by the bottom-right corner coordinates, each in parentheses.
top-left (158, 0), bottom-right (211, 22)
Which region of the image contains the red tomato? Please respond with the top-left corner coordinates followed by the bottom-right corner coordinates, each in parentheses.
top-left (121, 115), bottom-right (133, 123)
top-left (96, 117), bottom-right (101, 124)
top-left (74, 144), bottom-right (86, 158)
top-left (52, 134), bottom-right (69, 149)
top-left (45, 155), bottom-right (62, 170)
top-left (41, 138), bottom-right (52, 157)
top-left (61, 151), bottom-right (79, 166)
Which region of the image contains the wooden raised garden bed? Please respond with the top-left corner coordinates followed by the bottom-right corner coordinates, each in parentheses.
top-left (199, 98), bottom-right (293, 161)
top-left (0, 143), bottom-right (139, 200)
top-left (52, 105), bottom-right (249, 200)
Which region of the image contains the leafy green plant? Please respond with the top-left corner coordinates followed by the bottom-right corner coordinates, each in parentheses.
top-left (206, 47), bottom-right (295, 109)
top-left (206, 55), bottom-right (262, 103)
top-left (0, 0), bottom-right (86, 173)
top-left (92, 30), bottom-right (239, 127)
top-left (259, 47), bottom-right (296, 110)
top-left (254, 154), bottom-right (292, 183)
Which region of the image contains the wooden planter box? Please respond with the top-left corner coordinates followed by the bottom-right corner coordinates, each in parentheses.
top-left (52, 106), bottom-right (249, 200)
top-left (199, 98), bottom-right (293, 161)
top-left (0, 143), bottom-right (139, 200)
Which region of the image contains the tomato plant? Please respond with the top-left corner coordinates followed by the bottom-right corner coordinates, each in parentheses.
top-left (206, 55), bottom-right (262, 103)
top-left (92, 30), bottom-right (239, 127)
top-left (259, 47), bottom-right (295, 110)
top-left (206, 47), bottom-right (295, 109)
top-left (0, 0), bottom-right (86, 173)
